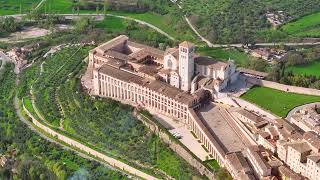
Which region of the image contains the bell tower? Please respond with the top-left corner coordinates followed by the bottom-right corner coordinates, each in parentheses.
top-left (178, 41), bottom-right (195, 92)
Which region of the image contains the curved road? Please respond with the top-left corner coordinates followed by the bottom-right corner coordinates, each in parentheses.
top-left (185, 17), bottom-right (320, 47)
top-left (4, 13), bottom-right (175, 41)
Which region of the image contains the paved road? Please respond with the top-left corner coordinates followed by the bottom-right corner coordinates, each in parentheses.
top-left (285, 102), bottom-right (320, 120)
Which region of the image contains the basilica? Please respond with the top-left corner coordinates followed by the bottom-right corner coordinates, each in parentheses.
top-left (86, 35), bottom-right (238, 122)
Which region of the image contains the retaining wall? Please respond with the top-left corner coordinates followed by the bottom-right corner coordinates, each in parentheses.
top-left (247, 77), bottom-right (320, 96)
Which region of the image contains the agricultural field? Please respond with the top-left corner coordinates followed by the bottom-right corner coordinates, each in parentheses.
top-left (196, 47), bottom-right (253, 66)
top-left (282, 11), bottom-right (320, 37)
top-left (241, 86), bottom-right (320, 117)
top-left (286, 59), bottom-right (320, 77)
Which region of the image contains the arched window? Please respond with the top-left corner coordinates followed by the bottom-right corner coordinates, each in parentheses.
top-left (167, 59), bottom-right (173, 69)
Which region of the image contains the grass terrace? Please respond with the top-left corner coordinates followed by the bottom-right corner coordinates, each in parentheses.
top-left (196, 47), bottom-right (253, 66)
top-left (241, 86), bottom-right (320, 117)
top-left (286, 59), bottom-right (320, 77)
top-left (95, 16), bottom-right (127, 33)
top-left (204, 159), bottom-right (220, 171)
top-left (282, 11), bottom-right (320, 37)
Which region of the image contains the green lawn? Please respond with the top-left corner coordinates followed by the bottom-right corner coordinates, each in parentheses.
top-left (241, 86), bottom-right (320, 117)
top-left (0, 0), bottom-right (40, 15)
top-left (286, 59), bottom-right (320, 77)
top-left (23, 96), bottom-right (35, 114)
top-left (95, 16), bottom-right (127, 32)
top-left (204, 159), bottom-right (220, 171)
top-left (196, 47), bottom-right (253, 66)
top-left (282, 11), bottom-right (320, 37)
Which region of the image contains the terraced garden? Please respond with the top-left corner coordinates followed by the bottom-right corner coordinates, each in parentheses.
top-left (20, 45), bottom-right (201, 179)
top-left (241, 86), bottom-right (320, 117)
top-left (1, 63), bottom-right (127, 179)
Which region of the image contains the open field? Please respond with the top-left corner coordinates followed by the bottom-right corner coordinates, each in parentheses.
top-left (107, 11), bottom-right (197, 41)
top-left (0, 0), bottom-right (40, 15)
top-left (241, 86), bottom-right (320, 117)
top-left (196, 47), bottom-right (253, 66)
top-left (95, 16), bottom-right (127, 32)
top-left (282, 11), bottom-right (320, 37)
top-left (286, 59), bottom-right (320, 77)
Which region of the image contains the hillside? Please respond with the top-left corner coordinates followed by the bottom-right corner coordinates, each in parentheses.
top-left (182, 0), bottom-right (320, 43)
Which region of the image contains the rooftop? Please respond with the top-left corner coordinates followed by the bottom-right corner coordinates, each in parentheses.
top-left (237, 67), bottom-right (269, 78)
top-left (307, 154), bottom-right (320, 164)
top-left (97, 64), bottom-right (197, 104)
top-left (194, 56), bottom-right (228, 70)
top-left (303, 131), bottom-right (320, 150)
top-left (98, 64), bottom-right (144, 85)
top-left (235, 109), bottom-right (268, 128)
top-left (95, 35), bottom-right (128, 54)
top-left (247, 146), bottom-right (272, 172)
top-left (179, 41), bottom-right (194, 49)
top-left (289, 142), bottom-right (312, 154)
top-left (225, 151), bottom-right (253, 174)
top-left (278, 166), bottom-right (304, 180)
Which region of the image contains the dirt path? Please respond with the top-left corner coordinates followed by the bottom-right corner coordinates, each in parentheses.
top-left (0, 27), bottom-right (50, 43)
top-left (184, 16), bottom-right (213, 47)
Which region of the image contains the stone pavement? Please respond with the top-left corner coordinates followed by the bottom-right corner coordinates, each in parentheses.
top-left (198, 103), bottom-right (247, 153)
top-left (153, 113), bottom-right (212, 161)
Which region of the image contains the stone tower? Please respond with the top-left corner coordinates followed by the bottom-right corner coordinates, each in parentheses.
top-left (178, 41), bottom-right (195, 92)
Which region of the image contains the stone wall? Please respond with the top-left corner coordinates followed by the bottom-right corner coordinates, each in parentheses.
top-left (136, 112), bottom-right (216, 180)
top-left (22, 102), bottom-right (158, 180)
top-left (247, 77), bottom-right (320, 96)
